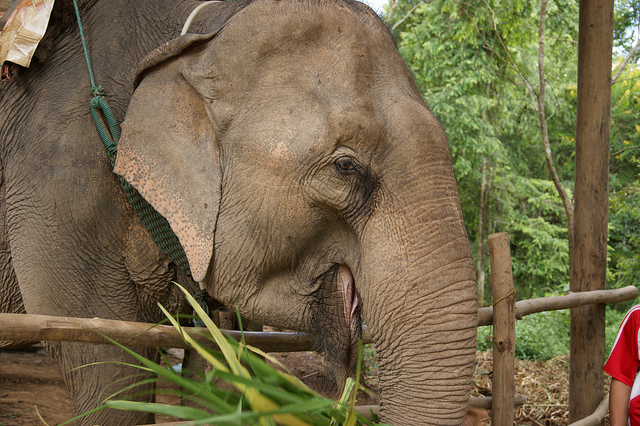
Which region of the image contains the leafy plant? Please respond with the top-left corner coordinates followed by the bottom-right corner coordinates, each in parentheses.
top-left (477, 306), bottom-right (636, 362)
top-left (476, 310), bottom-right (569, 362)
top-left (66, 284), bottom-right (384, 425)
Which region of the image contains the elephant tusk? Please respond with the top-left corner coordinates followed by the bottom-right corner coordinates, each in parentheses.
top-left (338, 265), bottom-right (358, 328)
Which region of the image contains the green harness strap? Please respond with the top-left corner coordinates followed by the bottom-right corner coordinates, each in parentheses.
top-left (72, 0), bottom-right (192, 278)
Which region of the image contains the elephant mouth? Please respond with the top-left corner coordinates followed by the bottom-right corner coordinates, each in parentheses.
top-left (308, 263), bottom-right (362, 391)
top-left (337, 264), bottom-right (361, 372)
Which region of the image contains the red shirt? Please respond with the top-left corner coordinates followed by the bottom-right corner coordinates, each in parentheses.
top-left (604, 305), bottom-right (640, 425)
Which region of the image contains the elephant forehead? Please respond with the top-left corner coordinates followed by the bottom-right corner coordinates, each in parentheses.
top-left (228, 0), bottom-right (389, 48)
top-left (231, 94), bottom-right (384, 162)
top-left (202, 0), bottom-right (399, 88)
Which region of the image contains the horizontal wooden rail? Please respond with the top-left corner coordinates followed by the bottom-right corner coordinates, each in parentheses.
top-left (0, 313), bottom-right (311, 351)
top-left (0, 313), bottom-right (374, 351)
top-left (469, 394), bottom-right (526, 409)
top-left (477, 285), bottom-right (638, 326)
top-left (146, 396), bottom-right (526, 425)
top-left (352, 397), bottom-right (526, 420)
top-left (1, 286), bottom-right (636, 350)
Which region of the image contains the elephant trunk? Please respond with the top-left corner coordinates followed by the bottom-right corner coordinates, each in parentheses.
top-left (359, 169), bottom-right (478, 424)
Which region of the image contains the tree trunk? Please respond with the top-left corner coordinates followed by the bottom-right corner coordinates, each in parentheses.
top-left (569, 0), bottom-right (613, 422)
top-left (535, 0), bottom-right (575, 261)
top-left (476, 157), bottom-right (490, 305)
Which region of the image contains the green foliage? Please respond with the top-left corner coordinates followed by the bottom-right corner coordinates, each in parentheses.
top-left (493, 175), bottom-right (570, 298)
top-left (476, 310), bottom-right (570, 361)
top-left (477, 306), bottom-right (637, 362)
top-left (613, 0), bottom-right (640, 52)
top-left (68, 285), bottom-right (383, 426)
top-left (605, 307), bottom-right (628, 357)
top-left (609, 62), bottom-right (640, 293)
top-left (390, 0), bottom-right (640, 303)
top-left (514, 310), bottom-right (570, 361)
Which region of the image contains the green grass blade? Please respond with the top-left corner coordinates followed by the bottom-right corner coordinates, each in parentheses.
top-left (98, 333), bottom-right (236, 414)
top-left (213, 370), bottom-right (306, 404)
top-left (105, 400), bottom-right (211, 419)
top-left (174, 283), bottom-right (247, 378)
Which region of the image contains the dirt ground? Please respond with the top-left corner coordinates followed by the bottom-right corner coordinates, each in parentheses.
top-left (0, 345), bottom-right (607, 425)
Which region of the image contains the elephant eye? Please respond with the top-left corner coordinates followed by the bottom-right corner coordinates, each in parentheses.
top-left (335, 157), bottom-right (358, 174)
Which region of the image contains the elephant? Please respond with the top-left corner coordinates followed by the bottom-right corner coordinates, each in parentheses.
top-left (0, 0), bottom-right (478, 424)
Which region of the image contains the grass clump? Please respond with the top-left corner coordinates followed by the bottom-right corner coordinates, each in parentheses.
top-left (67, 283), bottom-right (383, 426)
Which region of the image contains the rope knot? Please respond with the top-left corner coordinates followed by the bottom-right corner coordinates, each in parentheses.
top-left (91, 85), bottom-right (105, 97)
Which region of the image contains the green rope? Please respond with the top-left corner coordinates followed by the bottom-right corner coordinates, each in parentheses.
top-left (192, 290), bottom-right (211, 327)
top-left (72, 0), bottom-right (192, 278)
top-left (72, 0), bottom-right (96, 89)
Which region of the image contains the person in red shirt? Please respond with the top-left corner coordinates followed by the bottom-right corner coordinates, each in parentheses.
top-left (604, 305), bottom-right (640, 426)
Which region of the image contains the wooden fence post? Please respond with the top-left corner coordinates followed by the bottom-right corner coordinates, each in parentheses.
top-left (489, 232), bottom-right (516, 426)
top-left (570, 0), bottom-right (613, 422)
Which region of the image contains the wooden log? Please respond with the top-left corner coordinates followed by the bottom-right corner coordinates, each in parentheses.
top-left (568, 394), bottom-right (609, 426)
top-left (0, 0), bottom-right (9, 15)
top-left (135, 399), bottom-right (530, 425)
top-left (1, 283), bottom-right (633, 350)
top-left (0, 313), bottom-right (315, 352)
top-left (0, 312), bottom-right (375, 350)
top-left (570, 0), bottom-right (613, 421)
top-left (477, 286), bottom-right (638, 326)
top-left (469, 394), bottom-right (526, 410)
top-left (489, 232), bottom-right (516, 426)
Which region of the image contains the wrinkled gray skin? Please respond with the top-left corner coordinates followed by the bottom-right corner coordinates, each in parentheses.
top-left (0, 0), bottom-right (478, 424)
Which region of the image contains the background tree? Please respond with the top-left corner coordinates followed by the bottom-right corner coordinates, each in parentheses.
top-left (385, 0), bottom-right (639, 304)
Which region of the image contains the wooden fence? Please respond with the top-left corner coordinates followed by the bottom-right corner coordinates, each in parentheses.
top-left (483, 233), bottom-right (638, 425)
top-left (0, 232), bottom-right (637, 424)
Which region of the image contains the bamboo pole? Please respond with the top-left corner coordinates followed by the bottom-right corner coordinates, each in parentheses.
top-left (489, 232), bottom-right (516, 426)
top-left (352, 398), bottom-right (527, 421)
top-left (0, 313), bottom-right (376, 350)
top-left (477, 285), bottom-right (638, 326)
top-left (0, 313), bottom-right (318, 352)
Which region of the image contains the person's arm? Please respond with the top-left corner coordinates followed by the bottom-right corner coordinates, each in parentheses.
top-left (610, 378), bottom-right (632, 426)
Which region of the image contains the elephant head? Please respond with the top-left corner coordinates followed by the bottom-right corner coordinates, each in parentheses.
top-left (115, 0), bottom-right (478, 423)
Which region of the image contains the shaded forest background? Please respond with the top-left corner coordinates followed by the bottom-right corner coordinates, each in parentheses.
top-left (383, 0), bottom-right (640, 359)
top-left (384, 0), bottom-right (639, 304)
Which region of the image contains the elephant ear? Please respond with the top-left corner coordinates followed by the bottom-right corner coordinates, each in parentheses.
top-left (115, 34), bottom-right (222, 283)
